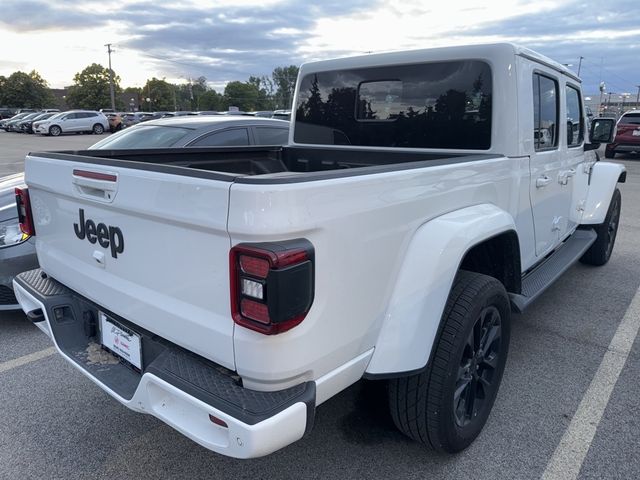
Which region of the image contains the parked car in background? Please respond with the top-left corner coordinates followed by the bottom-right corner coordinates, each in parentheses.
top-left (1, 113), bottom-right (32, 132)
top-left (90, 115), bottom-right (290, 149)
top-left (138, 112), bottom-right (164, 122)
top-left (107, 113), bottom-right (123, 132)
top-left (0, 108), bottom-right (16, 120)
top-left (605, 110), bottom-right (640, 158)
top-left (161, 111), bottom-right (196, 117)
top-left (18, 112), bottom-right (56, 133)
top-left (249, 111), bottom-right (274, 118)
top-left (6, 113), bottom-right (43, 132)
top-left (0, 173), bottom-right (38, 310)
top-left (121, 112), bottom-right (148, 128)
top-left (34, 110), bottom-right (109, 136)
top-left (272, 109), bottom-right (291, 120)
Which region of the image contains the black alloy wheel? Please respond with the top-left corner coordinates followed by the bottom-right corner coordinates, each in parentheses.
top-left (454, 305), bottom-right (502, 428)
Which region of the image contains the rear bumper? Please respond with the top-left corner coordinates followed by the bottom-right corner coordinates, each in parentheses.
top-left (13, 268), bottom-right (315, 458)
top-left (607, 142), bottom-right (640, 153)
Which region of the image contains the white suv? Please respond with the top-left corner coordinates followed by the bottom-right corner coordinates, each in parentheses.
top-left (34, 110), bottom-right (109, 136)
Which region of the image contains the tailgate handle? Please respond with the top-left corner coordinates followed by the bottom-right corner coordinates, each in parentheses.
top-left (72, 169), bottom-right (118, 202)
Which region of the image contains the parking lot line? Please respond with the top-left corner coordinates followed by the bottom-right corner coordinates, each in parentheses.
top-left (542, 283), bottom-right (640, 480)
top-left (0, 346), bottom-right (56, 374)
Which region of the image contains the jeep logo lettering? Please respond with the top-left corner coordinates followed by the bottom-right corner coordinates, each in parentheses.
top-left (74, 208), bottom-right (124, 258)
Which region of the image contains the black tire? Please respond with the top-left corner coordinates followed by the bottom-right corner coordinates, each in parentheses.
top-left (389, 270), bottom-right (511, 453)
top-left (92, 123), bottom-right (105, 134)
top-left (604, 149), bottom-right (615, 159)
top-left (580, 188), bottom-right (621, 266)
top-left (49, 125), bottom-right (61, 137)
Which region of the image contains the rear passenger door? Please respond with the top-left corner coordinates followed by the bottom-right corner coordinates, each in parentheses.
top-left (529, 71), bottom-right (565, 256)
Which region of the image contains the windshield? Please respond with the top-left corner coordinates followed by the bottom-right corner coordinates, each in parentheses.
top-left (89, 125), bottom-right (192, 149)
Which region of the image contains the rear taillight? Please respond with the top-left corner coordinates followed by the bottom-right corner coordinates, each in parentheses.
top-left (230, 239), bottom-right (314, 335)
top-left (15, 187), bottom-right (35, 236)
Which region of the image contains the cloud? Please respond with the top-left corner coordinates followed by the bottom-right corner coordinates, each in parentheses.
top-left (449, 0), bottom-right (640, 93)
top-left (0, 0), bottom-right (637, 96)
top-left (0, 0), bottom-right (110, 31)
top-left (115, 1), bottom-right (375, 83)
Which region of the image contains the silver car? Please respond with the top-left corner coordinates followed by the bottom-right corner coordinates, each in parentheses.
top-left (0, 173), bottom-right (38, 310)
top-left (34, 110), bottom-right (110, 136)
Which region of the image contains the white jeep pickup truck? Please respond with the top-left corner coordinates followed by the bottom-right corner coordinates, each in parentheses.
top-left (14, 43), bottom-right (624, 458)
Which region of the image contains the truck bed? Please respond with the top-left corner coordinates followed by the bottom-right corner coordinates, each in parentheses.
top-left (37, 146), bottom-right (497, 183)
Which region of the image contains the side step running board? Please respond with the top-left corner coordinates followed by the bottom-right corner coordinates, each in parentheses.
top-left (510, 229), bottom-right (597, 312)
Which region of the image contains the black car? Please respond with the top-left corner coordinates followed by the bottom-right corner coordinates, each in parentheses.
top-left (18, 112), bottom-right (57, 133)
top-left (2, 113), bottom-right (33, 132)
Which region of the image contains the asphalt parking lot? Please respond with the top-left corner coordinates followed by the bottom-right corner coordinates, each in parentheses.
top-left (0, 131), bottom-right (639, 479)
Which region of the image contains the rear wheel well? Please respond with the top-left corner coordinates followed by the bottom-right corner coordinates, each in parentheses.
top-left (459, 231), bottom-right (521, 294)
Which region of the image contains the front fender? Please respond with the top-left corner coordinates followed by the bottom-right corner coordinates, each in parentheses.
top-left (365, 204), bottom-right (516, 376)
top-left (582, 162), bottom-right (626, 224)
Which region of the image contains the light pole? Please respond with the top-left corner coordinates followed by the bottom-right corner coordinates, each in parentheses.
top-left (599, 82), bottom-right (606, 115)
top-left (636, 85), bottom-right (640, 109)
top-left (105, 43), bottom-right (116, 111)
top-left (577, 56), bottom-right (584, 76)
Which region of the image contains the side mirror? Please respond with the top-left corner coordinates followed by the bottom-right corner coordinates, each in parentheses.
top-left (589, 117), bottom-right (616, 144)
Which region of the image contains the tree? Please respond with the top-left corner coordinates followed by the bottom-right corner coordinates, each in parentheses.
top-left (66, 64), bottom-right (121, 110)
top-left (0, 70), bottom-right (54, 108)
top-left (248, 76), bottom-right (274, 110)
top-left (198, 90), bottom-right (223, 111)
top-left (141, 78), bottom-right (175, 111)
top-left (271, 65), bottom-right (299, 109)
top-left (222, 81), bottom-right (260, 111)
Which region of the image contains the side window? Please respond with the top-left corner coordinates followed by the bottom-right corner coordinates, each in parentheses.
top-left (566, 85), bottom-right (583, 147)
top-left (254, 127), bottom-right (289, 145)
top-left (189, 128), bottom-right (250, 147)
top-left (533, 73), bottom-right (558, 150)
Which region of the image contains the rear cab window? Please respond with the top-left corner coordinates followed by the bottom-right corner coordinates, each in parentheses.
top-left (533, 73), bottom-right (559, 150)
top-left (294, 60), bottom-right (492, 149)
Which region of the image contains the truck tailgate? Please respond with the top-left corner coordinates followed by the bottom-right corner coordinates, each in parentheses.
top-left (25, 154), bottom-right (235, 369)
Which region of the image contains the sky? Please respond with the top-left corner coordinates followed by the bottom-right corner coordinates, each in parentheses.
top-left (0, 0), bottom-right (639, 97)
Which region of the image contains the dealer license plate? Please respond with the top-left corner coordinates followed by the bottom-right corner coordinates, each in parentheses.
top-left (632, 130), bottom-right (640, 136)
top-left (99, 312), bottom-right (142, 369)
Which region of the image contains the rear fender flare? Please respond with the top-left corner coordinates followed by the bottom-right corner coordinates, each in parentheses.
top-left (582, 161), bottom-right (626, 224)
top-left (365, 204), bottom-right (516, 376)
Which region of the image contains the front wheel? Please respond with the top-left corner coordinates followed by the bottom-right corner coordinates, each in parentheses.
top-left (92, 123), bottom-right (105, 134)
top-left (49, 125), bottom-right (61, 137)
top-left (604, 149), bottom-right (615, 159)
top-left (389, 271), bottom-right (510, 452)
top-left (580, 188), bottom-right (621, 266)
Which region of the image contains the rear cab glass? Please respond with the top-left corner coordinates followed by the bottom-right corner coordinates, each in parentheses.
top-left (294, 60), bottom-right (492, 149)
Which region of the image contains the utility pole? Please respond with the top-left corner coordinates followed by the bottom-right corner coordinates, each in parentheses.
top-left (105, 43), bottom-right (116, 111)
top-left (636, 85), bottom-right (640, 109)
top-left (577, 56), bottom-right (584, 76)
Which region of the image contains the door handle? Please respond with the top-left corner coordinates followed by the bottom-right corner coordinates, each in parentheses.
top-left (559, 169), bottom-right (576, 185)
top-left (536, 175), bottom-right (552, 188)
